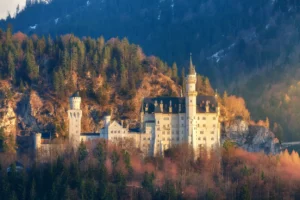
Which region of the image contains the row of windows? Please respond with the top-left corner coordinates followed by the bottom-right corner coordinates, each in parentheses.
top-left (197, 137), bottom-right (214, 141)
top-left (198, 144), bottom-right (215, 148)
top-left (111, 137), bottom-right (127, 140)
top-left (186, 117), bottom-right (217, 120)
top-left (157, 116), bottom-right (217, 124)
top-left (162, 131), bottom-right (180, 135)
top-left (180, 124), bottom-right (217, 127)
top-left (110, 130), bottom-right (126, 134)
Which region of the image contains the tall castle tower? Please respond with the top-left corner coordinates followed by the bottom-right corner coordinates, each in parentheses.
top-left (185, 54), bottom-right (198, 146)
top-left (68, 91), bottom-right (82, 148)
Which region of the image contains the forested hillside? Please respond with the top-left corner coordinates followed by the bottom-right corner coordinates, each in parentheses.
top-left (1, 0), bottom-right (300, 140)
top-left (0, 28), bottom-right (256, 153)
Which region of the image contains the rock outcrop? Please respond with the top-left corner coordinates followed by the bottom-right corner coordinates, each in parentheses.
top-left (224, 119), bottom-right (282, 154)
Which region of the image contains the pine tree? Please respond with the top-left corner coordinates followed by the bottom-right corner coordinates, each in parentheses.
top-left (94, 141), bottom-right (107, 165)
top-left (171, 62), bottom-right (178, 82)
top-left (181, 68), bottom-right (186, 94)
top-left (266, 117), bottom-right (270, 128)
top-left (36, 37), bottom-right (46, 58)
top-left (19, 80), bottom-right (25, 92)
top-left (0, 127), bottom-right (7, 151)
top-left (29, 180), bottom-right (36, 200)
top-left (7, 51), bottom-right (15, 82)
top-left (78, 141), bottom-right (88, 162)
top-left (223, 91), bottom-right (228, 105)
top-left (142, 172), bottom-right (155, 194)
top-left (24, 51), bottom-right (39, 81)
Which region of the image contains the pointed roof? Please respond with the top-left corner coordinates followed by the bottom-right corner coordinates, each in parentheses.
top-left (188, 53), bottom-right (196, 75)
top-left (71, 91), bottom-right (80, 98)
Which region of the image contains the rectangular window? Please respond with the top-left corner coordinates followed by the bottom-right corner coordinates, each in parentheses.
top-left (211, 137), bottom-right (214, 140)
top-left (213, 117), bottom-right (216, 120)
top-left (203, 124), bottom-right (206, 127)
top-left (203, 117), bottom-right (206, 120)
top-left (198, 137), bottom-right (201, 140)
top-left (211, 131), bottom-right (214, 134)
top-left (203, 137), bottom-right (206, 141)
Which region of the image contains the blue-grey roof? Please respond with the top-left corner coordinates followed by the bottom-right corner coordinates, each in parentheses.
top-left (142, 96), bottom-right (218, 114)
top-left (81, 133), bottom-right (99, 136)
top-left (71, 91), bottom-right (80, 97)
top-left (41, 132), bottom-right (51, 139)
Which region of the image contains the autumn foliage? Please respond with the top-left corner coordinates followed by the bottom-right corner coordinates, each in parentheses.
top-left (1, 140), bottom-right (300, 200)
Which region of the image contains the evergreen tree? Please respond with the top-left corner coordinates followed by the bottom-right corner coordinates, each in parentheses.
top-left (181, 68), bottom-right (186, 94)
top-left (7, 51), bottom-right (15, 82)
top-left (142, 172), bottom-right (155, 194)
top-left (0, 127), bottom-right (7, 151)
top-left (239, 185), bottom-right (251, 200)
top-left (266, 117), bottom-right (270, 128)
top-left (78, 141), bottom-right (88, 162)
top-left (36, 37), bottom-right (46, 58)
top-left (29, 180), bottom-right (36, 200)
top-left (94, 141), bottom-right (107, 165)
top-left (24, 51), bottom-right (39, 81)
top-left (171, 62), bottom-right (178, 82)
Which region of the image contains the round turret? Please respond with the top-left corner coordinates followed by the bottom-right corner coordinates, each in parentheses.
top-left (70, 91), bottom-right (81, 110)
top-left (104, 115), bottom-right (111, 127)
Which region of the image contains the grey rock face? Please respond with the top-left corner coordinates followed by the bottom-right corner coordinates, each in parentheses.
top-left (224, 119), bottom-right (281, 154)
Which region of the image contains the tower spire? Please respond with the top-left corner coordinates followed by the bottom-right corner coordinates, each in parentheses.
top-left (189, 53), bottom-right (196, 75)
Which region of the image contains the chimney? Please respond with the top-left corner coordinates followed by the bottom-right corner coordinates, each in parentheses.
top-left (145, 103), bottom-right (149, 112)
top-left (206, 101), bottom-right (210, 113)
top-left (169, 101), bottom-right (172, 113)
top-left (160, 100), bottom-right (163, 112)
top-left (154, 100), bottom-right (158, 107)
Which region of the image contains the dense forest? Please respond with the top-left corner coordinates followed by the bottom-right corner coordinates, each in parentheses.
top-left (1, 139), bottom-right (300, 200)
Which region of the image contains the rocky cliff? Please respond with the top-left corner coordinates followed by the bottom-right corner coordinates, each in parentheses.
top-left (224, 119), bottom-right (282, 154)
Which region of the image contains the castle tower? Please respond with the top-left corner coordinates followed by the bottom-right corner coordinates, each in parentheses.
top-left (68, 91), bottom-right (82, 148)
top-left (185, 54), bottom-right (198, 147)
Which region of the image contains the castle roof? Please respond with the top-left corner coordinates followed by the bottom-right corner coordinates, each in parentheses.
top-left (142, 96), bottom-right (218, 114)
top-left (71, 91), bottom-right (80, 98)
top-left (81, 133), bottom-right (100, 136)
top-left (188, 53), bottom-right (196, 75)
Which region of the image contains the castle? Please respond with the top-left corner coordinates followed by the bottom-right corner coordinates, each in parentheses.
top-left (35, 56), bottom-right (221, 157)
